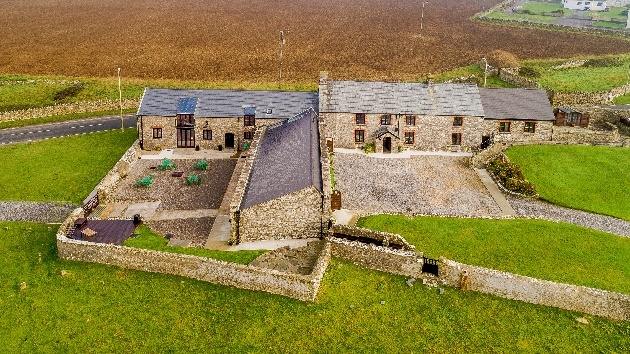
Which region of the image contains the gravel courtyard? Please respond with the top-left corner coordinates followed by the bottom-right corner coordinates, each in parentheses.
top-left (111, 159), bottom-right (236, 210)
top-left (334, 152), bottom-right (501, 215)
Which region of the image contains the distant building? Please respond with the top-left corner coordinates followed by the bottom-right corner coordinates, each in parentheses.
top-left (562, 0), bottom-right (609, 11)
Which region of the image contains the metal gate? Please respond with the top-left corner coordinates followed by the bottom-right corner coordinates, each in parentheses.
top-left (422, 257), bottom-right (439, 276)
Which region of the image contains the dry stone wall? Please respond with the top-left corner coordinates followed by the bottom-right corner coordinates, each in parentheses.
top-left (0, 99), bottom-right (140, 123)
top-left (329, 237), bottom-right (423, 278)
top-left (552, 126), bottom-right (621, 145)
top-left (330, 224), bottom-right (415, 251)
top-left (439, 258), bottom-right (630, 322)
top-left (56, 228), bottom-right (332, 302)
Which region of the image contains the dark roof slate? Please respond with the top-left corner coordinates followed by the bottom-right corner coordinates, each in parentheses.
top-left (137, 88), bottom-right (318, 118)
top-left (319, 80), bottom-right (484, 117)
top-left (479, 88), bottom-right (555, 121)
top-left (241, 108), bottom-right (322, 209)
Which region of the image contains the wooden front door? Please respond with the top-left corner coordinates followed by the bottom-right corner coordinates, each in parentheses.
top-left (383, 137), bottom-right (391, 153)
top-left (177, 128), bottom-right (195, 148)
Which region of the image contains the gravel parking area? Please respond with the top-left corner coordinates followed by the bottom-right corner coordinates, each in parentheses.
top-left (334, 153), bottom-right (500, 215)
top-left (145, 217), bottom-right (216, 247)
top-left (111, 159), bottom-right (236, 210)
top-left (0, 201), bottom-right (76, 223)
top-left (507, 196), bottom-right (630, 238)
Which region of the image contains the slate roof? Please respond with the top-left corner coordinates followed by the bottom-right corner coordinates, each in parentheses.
top-left (137, 88), bottom-right (319, 118)
top-left (241, 108), bottom-right (322, 209)
top-left (319, 80), bottom-right (484, 117)
top-left (479, 88), bottom-right (555, 121)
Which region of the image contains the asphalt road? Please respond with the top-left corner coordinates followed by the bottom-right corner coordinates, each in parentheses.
top-left (0, 114), bottom-right (137, 145)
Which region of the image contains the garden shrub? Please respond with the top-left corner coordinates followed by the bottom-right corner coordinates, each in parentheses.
top-left (194, 159), bottom-right (208, 171)
top-left (487, 157), bottom-right (536, 196)
top-left (135, 174), bottom-right (154, 188)
top-left (363, 142), bottom-right (375, 154)
top-left (518, 66), bottom-right (541, 78)
top-left (186, 174), bottom-right (202, 186)
top-left (53, 82), bottom-right (84, 101)
top-left (158, 158), bottom-right (176, 171)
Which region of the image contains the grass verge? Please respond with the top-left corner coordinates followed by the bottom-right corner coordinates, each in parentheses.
top-left (0, 128), bottom-right (137, 204)
top-left (506, 145), bottom-right (630, 221)
top-left (1, 221), bottom-right (629, 352)
top-left (357, 215), bottom-right (630, 295)
top-left (123, 225), bottom-right (264, 265)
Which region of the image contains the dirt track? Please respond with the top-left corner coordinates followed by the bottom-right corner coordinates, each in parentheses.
top-left (1, 0), bottom-right (628, 82)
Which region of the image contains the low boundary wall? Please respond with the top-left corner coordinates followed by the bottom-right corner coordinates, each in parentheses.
top-left (57, 210), bottom-right (331, 302)
top-left (439, 258), bottom-right (630, 322)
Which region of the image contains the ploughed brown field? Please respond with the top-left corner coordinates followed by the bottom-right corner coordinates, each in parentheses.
top-left (1, 0), bottom-right (628, 83)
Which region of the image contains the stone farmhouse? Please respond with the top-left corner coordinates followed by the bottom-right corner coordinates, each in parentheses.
top-left (318, 75), bottom-right (555, 153)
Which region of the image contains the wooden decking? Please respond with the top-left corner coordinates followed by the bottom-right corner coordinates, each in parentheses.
top-left (71, 219), bottom-right (138, 245)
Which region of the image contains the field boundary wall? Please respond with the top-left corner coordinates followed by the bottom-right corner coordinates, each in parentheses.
top-left (439, 257), bottom-right (630, 322)
top-left (0, 99), bottom-right (140, 123)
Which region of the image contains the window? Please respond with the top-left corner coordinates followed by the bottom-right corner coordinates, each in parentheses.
top-left (354, 129), bottom-right (365, 143)
top-left (152, 127), bottom-right (162, 139)
top-left (499, 121), bottom-right (511, 133)
top-left (524, 122), bottom-right (536, 133)
top-left (244, 114), bottom-right (255, 127)
top-left (355, 113), bottom-right (366, 125)
top-left (177, 114), bottom-right (194, 126)
top-left (452, 133), bottom-right (462, 145)
top-left (404, 131), bottom-right (415, 144)
top-left (243, 131), bottom-right (254, 140)
top-left (380, 114), bottom-right (391, 125)
top-left (405, 115), bottom-right (416, 126)
top-left (203, 129), bottom-right (212, 140)
top-left (453, 117), bottom-right (463, 126)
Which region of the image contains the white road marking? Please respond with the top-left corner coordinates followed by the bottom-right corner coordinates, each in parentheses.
top-left (71, 126), bottom-right (76, 129)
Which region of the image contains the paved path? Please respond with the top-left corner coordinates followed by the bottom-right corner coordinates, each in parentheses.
top-left (474, 169), bottom-right (516, 216)
top-left (0, 114), bottom-right (136, 145)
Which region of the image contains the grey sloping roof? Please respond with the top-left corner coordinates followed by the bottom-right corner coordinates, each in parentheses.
top-left (241, 108), bottom-right (322, 209)
top-left (479, 88), bottom-right (555, 121)
top-left (319, 80), bottom-right (484, 116)
top-left (137, 88), bottom-right (318, 118)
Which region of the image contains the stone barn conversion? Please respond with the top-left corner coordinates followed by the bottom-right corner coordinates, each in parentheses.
top-left (136, 88), bottom-right (318, 151)
top-left (478, 88), bottom-right (555, 144)
top-left (229, 108), bottom-right (326, 244)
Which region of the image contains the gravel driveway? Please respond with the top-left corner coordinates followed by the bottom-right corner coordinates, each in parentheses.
top-left (334, 152), bottom-right (501, 215)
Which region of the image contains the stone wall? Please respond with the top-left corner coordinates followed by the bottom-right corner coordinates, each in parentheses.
top-left (551, 125), bottom-right (621, 145)
top-left (238, 186), bottom-right (324, 242)
top-left (138, 115), bottom-right (282, 151)
top-left (322, 112), bottom-right (484, 152)
top-left (499, 68), bottom-right (541, 89)
top-left (439, 258), bottom-right (630, 322)
top-left (330, 224), bottom-right (415, 251)
top-left (484, 120), bottom-right (553, 143)
top-left (0, 99), bottom-right (140, 123)
top-left (56, 226), bottom-right (332, 302)
top-left (329, 237), bottom-right (423, 278)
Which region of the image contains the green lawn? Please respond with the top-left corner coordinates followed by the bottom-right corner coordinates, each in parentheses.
top-left (592, 21), bottom-right (627, 29)
top-left (591, 7), bottom-right (628, 20)
top-left (0, 74), bottom-right (317, 113)
top-left (485, 8), bottom-right (560, 24)
top-left (0, 129), bottom-right (137, 204)
top-left (357, 215), bottom-right (630, 295)
top-left (506, 145), bottom-right (630, 220)
top-left (522, 54), bottom-right (630, 92)
top-left (522, 1), bottom-right (565, 14)
top-left (123, 225), bottom-right (264, 265)
top-left (1, 222), bottom-right (629, 352)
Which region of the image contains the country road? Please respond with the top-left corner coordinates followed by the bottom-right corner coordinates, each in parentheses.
top-left (0, 114), bottom-right (137, 145)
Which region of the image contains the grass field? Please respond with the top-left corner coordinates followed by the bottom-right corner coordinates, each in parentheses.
top-left (123, 225), bottom-right (264, 265)
top-left (433, 64), bottom-right (517, 88)
top-left (506, 145), bottom-right (630, 220)
top-left (0, 129), bottom-right (137, 204)
top-left (357, 215), bottom-right (630, 295)
top-left (2, 221), bottom-right (629, 352)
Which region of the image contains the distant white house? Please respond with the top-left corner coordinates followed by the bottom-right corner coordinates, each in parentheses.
top-left (562, 0), bottom-right (609, 11)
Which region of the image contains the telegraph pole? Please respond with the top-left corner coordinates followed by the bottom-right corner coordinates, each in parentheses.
top-left (277, 29), bottom-right (289, 89)
top-left (420, 1), bottom-right (428, 37)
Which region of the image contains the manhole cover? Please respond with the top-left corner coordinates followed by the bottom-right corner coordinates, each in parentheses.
top-left (171, 171), bottom-right (184, 177)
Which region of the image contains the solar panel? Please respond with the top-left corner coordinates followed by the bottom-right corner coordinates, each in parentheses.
top-left (177, 97), bottom-right (198, 114)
